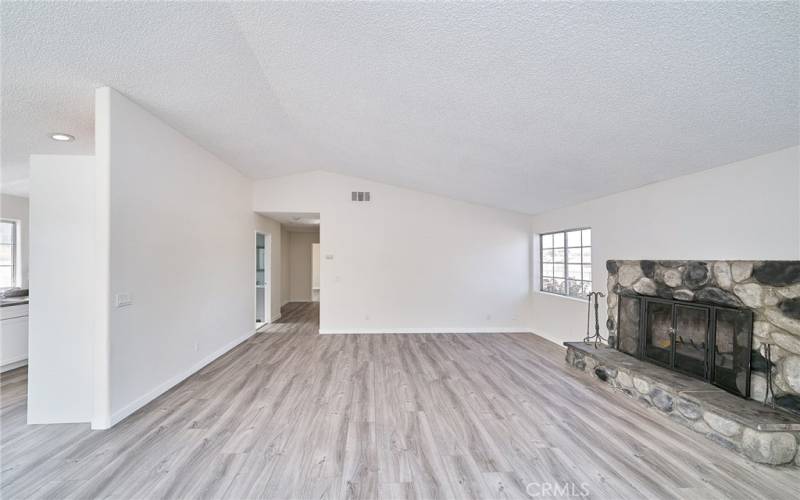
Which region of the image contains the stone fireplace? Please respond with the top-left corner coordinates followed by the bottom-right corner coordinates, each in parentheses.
top-left (606, 260), bottom-right (800, 414)
top-left (565, 260), bottom-right (800, 466)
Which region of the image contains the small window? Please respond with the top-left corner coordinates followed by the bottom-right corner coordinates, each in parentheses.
top-left (0, 220), bottom-right (18, 288)
top-left (541, 228), bottom-right (591, 298)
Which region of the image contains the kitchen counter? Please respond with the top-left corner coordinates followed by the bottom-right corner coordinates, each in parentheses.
top-left (1, 297), bottom-right (29, 307)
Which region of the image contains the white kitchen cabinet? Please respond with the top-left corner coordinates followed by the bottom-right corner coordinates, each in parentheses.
top-left (1, 303), bottom-right (29, 371)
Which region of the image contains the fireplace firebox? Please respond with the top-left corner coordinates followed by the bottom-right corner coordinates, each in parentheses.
top-left (616, 294), bottom-right (753, 398)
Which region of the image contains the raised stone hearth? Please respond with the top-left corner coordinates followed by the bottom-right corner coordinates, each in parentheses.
top-left (565, 342), bottom-right (800, 466)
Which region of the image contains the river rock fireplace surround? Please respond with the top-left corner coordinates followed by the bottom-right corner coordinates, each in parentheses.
top-left (565, 260), bottom-right (800, 466)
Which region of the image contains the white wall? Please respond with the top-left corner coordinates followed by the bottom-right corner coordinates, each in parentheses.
top-left (253, 171), bottom-right (532, 333)
top-left (0, 194), bottom-right (30, 288)
top-left (28, 155), bottom-right (97, 423)
top-left (529, 146), bottom-right (800, 345)
top-left (100, 88), bottom-right (276, 426)
top-left (287, 231), bottom-right (320, 302)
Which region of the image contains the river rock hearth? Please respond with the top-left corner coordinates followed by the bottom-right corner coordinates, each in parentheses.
top-left (566, 342), bottom-right (800, 466)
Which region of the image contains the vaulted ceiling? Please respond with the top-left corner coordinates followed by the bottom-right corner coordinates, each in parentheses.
top-left (2, 2), bottom-right (798, 213)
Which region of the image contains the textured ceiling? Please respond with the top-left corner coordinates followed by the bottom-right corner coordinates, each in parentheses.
top-left (2, 2), bottom-right (798, 212)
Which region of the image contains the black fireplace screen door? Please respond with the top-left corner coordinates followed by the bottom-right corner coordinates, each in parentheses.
top-left (619, 295), bottom-right (752, 398)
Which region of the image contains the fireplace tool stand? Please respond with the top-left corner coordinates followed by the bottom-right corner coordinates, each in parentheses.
top-left (584, 291), bottom-right (606, 348)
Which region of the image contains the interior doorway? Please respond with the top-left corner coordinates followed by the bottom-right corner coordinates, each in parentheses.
top-left (255, 232), bottom-right (271, 329)
top-left (259, 212), bottom-right (320, 323)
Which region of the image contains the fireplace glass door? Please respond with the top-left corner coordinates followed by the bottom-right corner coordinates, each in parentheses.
top-left (713, 308), bottom-right (753, 397)
top-left (644, 301), bottom-right (673, 366)
top-left (643, 300), bottom-right (712, 380)
top-left (617, 296), bottom-right (641, 356)
top-left (673, 305), bottom-right (709, 379)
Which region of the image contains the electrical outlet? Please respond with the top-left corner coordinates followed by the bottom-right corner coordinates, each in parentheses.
top-left (115, 293), bottom-right (133, 308)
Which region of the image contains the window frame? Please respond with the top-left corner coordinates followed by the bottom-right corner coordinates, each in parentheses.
top-left (0, 219), bottom-right (19, 288)
top-left (539, 227), bottom-right (591, 299)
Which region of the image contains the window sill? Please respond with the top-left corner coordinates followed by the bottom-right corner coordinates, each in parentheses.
top-left (534, 290), bottom-right (589, 304)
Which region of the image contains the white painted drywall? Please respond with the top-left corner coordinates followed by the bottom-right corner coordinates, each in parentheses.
top-left (0, 194), bottom-right (30, 288)
top-left (529, 146), bottom-right (800, 346)
top-left (252, 171), bottom-right (532, 333)
top-left (101, 88), bottom-right (277, 426)
top-left (287, 231), bottom-right (320, 302)
top-left (28, 154), bottom-right (97, 423)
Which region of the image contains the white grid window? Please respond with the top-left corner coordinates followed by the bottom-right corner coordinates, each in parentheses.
top-left (541, 228), bottom-right (591, 298)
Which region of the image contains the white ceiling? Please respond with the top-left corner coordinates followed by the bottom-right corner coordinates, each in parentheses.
top-left (261, 212), bottom-right (321, 232)
top-left (2, 2), bottom-right (798, 213)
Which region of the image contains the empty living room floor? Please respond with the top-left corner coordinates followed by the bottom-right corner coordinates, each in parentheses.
top-left (2, 303), bottom-right (799, 499)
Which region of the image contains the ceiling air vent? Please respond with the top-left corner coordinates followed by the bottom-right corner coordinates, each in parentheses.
top-left (351, 191), bottom-right (371, 202)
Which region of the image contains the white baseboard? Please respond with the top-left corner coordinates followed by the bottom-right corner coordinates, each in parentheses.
top-left (270, 311), bottom-right (282, 322)
top-left (1, 358), bottom-right (28, 373)
top-left (527, 330), bottom-right (572, 348)
top-left (99, 328), bottom-right (257, 430)
top-left (319, 326), bottom-right (531, 335)
top-left (92, 413), bottom-right (111, 430)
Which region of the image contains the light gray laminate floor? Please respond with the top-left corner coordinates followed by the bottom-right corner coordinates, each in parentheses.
top-left (2, 302), bottom-right (799, 499)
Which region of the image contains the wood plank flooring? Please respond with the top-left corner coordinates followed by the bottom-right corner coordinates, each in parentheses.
top-left (2, 302), bottom-right (798, 499)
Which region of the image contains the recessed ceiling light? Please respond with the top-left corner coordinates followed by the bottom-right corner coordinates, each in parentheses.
top-left (50, 133), bottom-right (75, 142)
